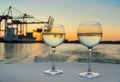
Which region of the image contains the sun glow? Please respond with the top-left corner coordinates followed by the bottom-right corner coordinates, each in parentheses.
top-left (33, 32), bottom-right (42, 41)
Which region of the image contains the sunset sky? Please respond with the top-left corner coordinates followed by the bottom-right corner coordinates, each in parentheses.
top-left (0, 0), bottom-right (120, 41)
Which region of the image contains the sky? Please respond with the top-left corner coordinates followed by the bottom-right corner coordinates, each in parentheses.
top-left (0, 0), bottom-right (120, 41)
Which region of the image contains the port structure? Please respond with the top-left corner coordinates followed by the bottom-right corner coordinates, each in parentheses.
top-left (0, 6), bottom-right (54, 41)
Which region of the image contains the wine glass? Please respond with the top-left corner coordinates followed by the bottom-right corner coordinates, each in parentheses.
top-left (42, 24), bottom-right (65, 75)
top-left (77, 21), bottom-right (102, 78)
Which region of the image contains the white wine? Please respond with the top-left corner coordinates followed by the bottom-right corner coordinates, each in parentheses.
top-left (43, 25), bottom-right (65, 75)
top-left (77, 22), bottom-right (102, 78)
top-left (42, 33), bottom-right (65, 47)
top-left (78, 33), bottom-right (102, 48)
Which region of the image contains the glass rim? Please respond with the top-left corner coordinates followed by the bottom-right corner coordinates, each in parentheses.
top-left (52, 24), bottom-right (64, 27)
top-left (79, 21), bottom-right (101, 26)
top-left (44, 24), bottom-right (64, 26)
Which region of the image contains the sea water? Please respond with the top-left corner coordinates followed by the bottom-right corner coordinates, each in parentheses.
top-left (0, 43), bottom-right (120, 64)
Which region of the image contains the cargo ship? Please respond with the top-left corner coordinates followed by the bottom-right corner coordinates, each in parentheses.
top-left (0, 6), bottom-right (54, 43)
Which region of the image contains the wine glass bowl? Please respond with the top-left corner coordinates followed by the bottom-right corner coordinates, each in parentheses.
top-left (77, 21), bottom-right (102, 78)
top-left (42, 24), bottom-right (65, 75)
top-left (43, 25), bottom-right (65, 47)
top-left (77, 22), bottom-right (102, 48)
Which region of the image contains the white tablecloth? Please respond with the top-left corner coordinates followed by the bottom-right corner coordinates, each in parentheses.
top-left (0, 62), bottom-right (120, 82)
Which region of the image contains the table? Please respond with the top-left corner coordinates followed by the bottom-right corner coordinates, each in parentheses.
top-left (0, 62), bottom-right (120, 82)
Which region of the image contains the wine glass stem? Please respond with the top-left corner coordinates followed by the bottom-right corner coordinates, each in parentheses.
top-left (51, 47), bottom-right (56, 71)
top-left (88, 48), bottom-right (92, 72)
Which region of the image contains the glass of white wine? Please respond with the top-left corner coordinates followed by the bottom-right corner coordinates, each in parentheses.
top-left (77, 21), bottom-right (102, 78)
top-left (42, 24), bottom-right (65, 75)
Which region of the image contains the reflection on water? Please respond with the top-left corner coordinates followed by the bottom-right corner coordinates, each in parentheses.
top-left (0, 43), bottom-right (120, 64)
top-left (4, 43), bottom-right (15, 59)
top-left (0, 43), bottom-right (49, 64)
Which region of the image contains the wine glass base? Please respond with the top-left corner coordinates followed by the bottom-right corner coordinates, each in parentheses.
top-left (44, 69), bottom-right (63, 75)
top-left (79, 72), bottom-right (100, 78)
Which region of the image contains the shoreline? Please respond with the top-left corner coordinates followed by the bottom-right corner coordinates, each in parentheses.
top-left (1, 37), bottom-right (120, 44)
